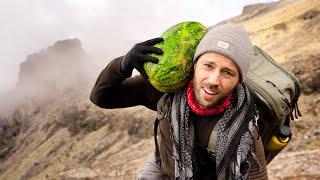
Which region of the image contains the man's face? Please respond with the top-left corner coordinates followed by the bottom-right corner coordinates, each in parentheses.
top-left (193, 52), bottom-right (240, 108)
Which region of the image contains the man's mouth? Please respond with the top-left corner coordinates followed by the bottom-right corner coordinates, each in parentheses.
top-left (203, 87), bottom-right (218, 95)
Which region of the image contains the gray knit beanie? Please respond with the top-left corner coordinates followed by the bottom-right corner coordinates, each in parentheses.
top-left (193, 23), bottom-right (254, 81)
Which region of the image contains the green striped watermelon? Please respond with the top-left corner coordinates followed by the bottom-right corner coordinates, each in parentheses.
top-left (144, 22), bottom-right (207, 93)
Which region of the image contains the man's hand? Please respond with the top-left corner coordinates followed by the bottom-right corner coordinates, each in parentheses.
top-left (120, 37), bottom-right (164, 79)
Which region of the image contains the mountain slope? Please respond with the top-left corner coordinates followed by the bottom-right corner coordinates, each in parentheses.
top-left (229, 0), bottom-right (320, 64)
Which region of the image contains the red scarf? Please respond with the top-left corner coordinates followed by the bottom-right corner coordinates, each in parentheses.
top-left (186, 81), bottom-right (231, 116)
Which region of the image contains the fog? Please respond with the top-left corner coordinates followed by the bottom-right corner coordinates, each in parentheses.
top-left (0, 0), bottom-right (278, 95)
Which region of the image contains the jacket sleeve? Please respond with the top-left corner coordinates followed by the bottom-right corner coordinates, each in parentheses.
top-left (89, 56), bottom-right (163, 111)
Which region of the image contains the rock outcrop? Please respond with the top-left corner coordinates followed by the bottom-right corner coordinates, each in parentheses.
top-left (17, 38), bottom-right (96, 96)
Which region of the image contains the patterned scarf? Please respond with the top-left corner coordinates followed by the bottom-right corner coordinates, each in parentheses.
top-left (161, 83), bottom-right (260, 179)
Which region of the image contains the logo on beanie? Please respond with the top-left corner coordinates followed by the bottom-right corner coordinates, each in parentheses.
top-left (217, 40), bottom-right (229, 50)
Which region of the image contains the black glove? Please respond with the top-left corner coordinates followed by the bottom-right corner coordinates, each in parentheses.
top-left (120, 37), bottom-right (164, 79)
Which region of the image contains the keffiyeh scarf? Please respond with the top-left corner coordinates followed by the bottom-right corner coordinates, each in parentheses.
top-left (161, 83), bottom-right (260, 179)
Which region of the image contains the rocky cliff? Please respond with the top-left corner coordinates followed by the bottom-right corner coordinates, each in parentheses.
top-left (17, 38), bottom-right (96, 96)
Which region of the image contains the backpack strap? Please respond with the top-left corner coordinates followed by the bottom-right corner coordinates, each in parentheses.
top-left (154, 94), bottom-right (168, 166)
top-left (154, 118), bottom-right (161, 165)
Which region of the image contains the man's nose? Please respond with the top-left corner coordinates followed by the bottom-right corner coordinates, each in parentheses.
top-left (207, 71), bottom-right (221, 86)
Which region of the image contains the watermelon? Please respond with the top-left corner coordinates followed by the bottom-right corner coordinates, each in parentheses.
top-left (144, 22), bottom-right (207, 93)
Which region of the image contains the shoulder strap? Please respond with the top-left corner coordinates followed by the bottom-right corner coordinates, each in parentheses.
top-left (154, 118), bottom-right (161, 165)
top-left (154, 94), bottom-right (169, 165)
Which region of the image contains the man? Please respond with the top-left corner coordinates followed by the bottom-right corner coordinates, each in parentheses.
top-left (90, 23), bottom-right (268, 179)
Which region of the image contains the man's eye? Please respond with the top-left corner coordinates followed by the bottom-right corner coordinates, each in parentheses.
top-left (224, 71), bottom-right (234, 77)
top-left (204, 64), bottom-right (212, 68)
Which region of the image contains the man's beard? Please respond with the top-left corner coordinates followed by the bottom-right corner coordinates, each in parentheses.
top-left (193, 82), bottom-right (229, 108)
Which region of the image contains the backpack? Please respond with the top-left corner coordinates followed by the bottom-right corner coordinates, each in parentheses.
top-left (244, 45), bottom-right (301, 163)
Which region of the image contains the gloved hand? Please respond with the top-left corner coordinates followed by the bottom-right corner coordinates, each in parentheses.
top-left (120, 37), bottom-right (164, 79)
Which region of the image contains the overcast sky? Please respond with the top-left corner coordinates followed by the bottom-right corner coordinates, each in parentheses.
top-left (0, 0), bottom-right (278, 94)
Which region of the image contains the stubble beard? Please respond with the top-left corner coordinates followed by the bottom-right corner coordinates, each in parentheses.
top-left (193, 82), bottom-right (228, 109)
